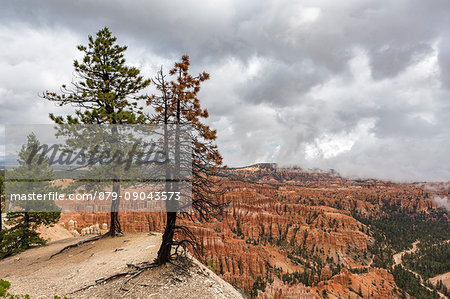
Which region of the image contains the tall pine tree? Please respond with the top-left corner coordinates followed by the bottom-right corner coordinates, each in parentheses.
top-left (42, 27), bottom-right (150, 236)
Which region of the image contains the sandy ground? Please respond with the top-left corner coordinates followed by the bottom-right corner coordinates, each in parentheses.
top-left (430, 272), bottom-right (450, 289)
top-left (36, 223), bottom-right (75, 242)
top-left (393, 240), bottom-right (419, 267)
top-left (0, 232), bottom-right (244, 299)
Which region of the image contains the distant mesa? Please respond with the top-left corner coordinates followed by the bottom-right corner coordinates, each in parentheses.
top-left (232, 163), bottom-right (278, 170)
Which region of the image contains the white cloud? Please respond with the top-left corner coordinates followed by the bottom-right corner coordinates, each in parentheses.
top-left (432, 196), bottom-right (449, 211)
top-left (0, 0), bottom-right (449, 181)
top-left (305, 118), bottom-right (375, 160)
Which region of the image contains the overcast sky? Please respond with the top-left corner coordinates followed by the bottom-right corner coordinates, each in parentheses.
top-left (0, 0), bottom-right (449, 182)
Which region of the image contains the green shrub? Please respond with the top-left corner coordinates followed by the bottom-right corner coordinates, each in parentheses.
top-left (0, 280), bottom-right (11, 297)
top-left (0, 279), bottom-right (67, 299)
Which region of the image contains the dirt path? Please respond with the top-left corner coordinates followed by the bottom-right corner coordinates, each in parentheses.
top-left (392, 241), bottom-right (446, 298)
top-left (393, 240), bottom-right (419, 267)
top-left (0, 233), bottom-right (243, 299)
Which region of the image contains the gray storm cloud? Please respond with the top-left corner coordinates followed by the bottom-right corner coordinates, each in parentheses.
top-left (0, 0), bottom-right (449, 181)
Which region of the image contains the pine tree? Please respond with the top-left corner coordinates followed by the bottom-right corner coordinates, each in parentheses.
top-left (149, 55), bottom-right (223, 264)
top-left (0, 134), bottom-right (60, 259)
top-left (42, 27), bottom-right (150, 236)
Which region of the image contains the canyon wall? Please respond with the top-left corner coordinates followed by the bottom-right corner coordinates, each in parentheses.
top-left (59, 165), bottom-right (447, 297)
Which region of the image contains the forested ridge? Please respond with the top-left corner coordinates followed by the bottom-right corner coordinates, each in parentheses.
top-left (354, 203), bottom-right (449, 298)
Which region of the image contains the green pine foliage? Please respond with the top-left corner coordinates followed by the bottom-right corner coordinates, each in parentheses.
top-left (42, 27), bottom-right (151, 236)
top-left (250, 276), bottom-right (266, 298)
top-left (355, 207), bottom-right (449, 269)
top-left (44, 27), bottom-right (150, 125)
top-left (0, 134), bottom-right (60, 259)
top-left (353, 203), bottom-right (449, 297)
top-left (392, 265), bottom-right (440, 299)
top-left (403, 242), bottom-right (450, 280)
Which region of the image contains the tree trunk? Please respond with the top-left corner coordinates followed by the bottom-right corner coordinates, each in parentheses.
top-left (109, 211), bottom-right (122, 236)
top-left (157, 104), bottom-right (182, 264)
top-left (109, 181), bottom-right (122, 236)
top-left (24, 212), bottom-right (30, 226)
top-left (157, 211), bottom-right (177, 264)
top-left (156, 128), bottom-right (176, 264)
top-left (156, 78), bottom-right (177, 265)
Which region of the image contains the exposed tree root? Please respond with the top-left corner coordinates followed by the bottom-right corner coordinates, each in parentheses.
top-left (66, 252), bottom-right (191, 296)
top-left (66, 261), bottom-right (159, 295)
top-left (49, 234), bottom-right (107, 259)
top-left (67, 270), bottom-right (135, 295)
top-left (122, 277), bottom-right (144, 297)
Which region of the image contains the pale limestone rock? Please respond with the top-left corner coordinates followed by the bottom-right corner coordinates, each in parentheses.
top-left (68, 220), bottom-right (75, 231)
top-left (94, 223), bottom-right (100, 233)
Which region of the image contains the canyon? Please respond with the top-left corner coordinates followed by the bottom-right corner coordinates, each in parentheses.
top-left (58, 164), bottom-right (449, 298)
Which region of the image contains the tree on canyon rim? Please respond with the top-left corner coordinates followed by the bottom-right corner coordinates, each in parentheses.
top-left (42, 27), bottom-right (150, 236)
top-left (0, 134), bottom-right (60, 258)
top-left (148, 55), bottom-right (224, 265)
